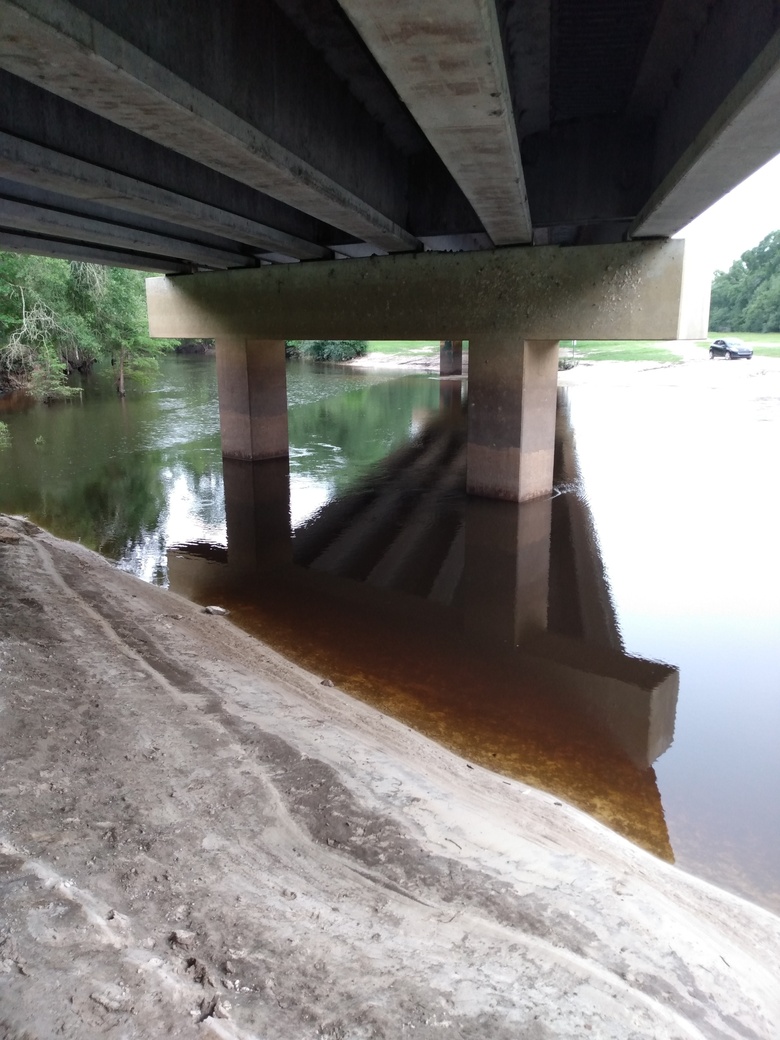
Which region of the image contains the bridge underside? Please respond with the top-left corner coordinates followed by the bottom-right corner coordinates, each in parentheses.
top-left (1, 0), bottom-right (775, 496)
top-left (2, 0), bottom-right (780, 270)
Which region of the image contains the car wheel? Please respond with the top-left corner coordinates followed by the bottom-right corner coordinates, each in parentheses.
top-left (709, 349), bottom-right (715, 359)
top-left (726, 352), bottom-right (733, 360)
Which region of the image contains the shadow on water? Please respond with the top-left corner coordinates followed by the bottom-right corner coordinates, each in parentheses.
top-left (168, 388), bottom-right (679, 862)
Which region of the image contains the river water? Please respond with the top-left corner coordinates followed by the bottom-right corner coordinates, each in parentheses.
top-left (1, 353), bottom-right (778, 915)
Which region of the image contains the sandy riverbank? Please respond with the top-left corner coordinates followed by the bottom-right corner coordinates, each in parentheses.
top-left (1, 515), bottom-right (779, 1038)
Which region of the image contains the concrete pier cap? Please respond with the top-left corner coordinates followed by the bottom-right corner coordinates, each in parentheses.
top-left (146, 239), bottom-right (708, 342)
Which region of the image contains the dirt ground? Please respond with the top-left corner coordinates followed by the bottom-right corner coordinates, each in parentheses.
top-left (1, 512), bottom-right (780, 1039)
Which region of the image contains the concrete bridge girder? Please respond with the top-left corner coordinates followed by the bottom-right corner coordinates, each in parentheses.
top-left (2, 0), bottom-right (780, 272)
top-left (336, 0), bottom-right (532, 247)
top-left (148, 238), bottom-right (707, 503)
top-left (0, 0), bottom-right (420, 256)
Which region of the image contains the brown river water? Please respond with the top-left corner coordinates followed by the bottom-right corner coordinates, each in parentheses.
top-left (1, 353), bottom-right (778, 914)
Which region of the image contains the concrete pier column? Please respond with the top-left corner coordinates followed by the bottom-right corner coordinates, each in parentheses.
top-left (215, 337), bottom-right (288, 460)
top-left (439, 339), bottom-right (463, 376)
top-left (467, 335), bottom-right (559, 501)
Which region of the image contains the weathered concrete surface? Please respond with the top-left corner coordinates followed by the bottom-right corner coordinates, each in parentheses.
top-left (1, 515), bottom-right (779, 1039)
top-left (632, 10), bottom-right (780, 238)
top-left (146, 240), bottom-right (708, 342)
top-left (0, 0), bottom-right (418, 254)
top-left (0, 197), bottom-right (251, 271)
top-left (337, 0), bottom-right (532, 245)
top-left (215, 338), bottom-right (289, 461)
top-left (0, 131), bottom-right (332, 262)
top-left (467, 336), bottom-right (559, 501)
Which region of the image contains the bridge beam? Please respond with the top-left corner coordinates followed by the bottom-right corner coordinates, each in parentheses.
top-left (631, 11), bottom-right (780, 238)
top-left (337, 0), bottom-right (532, 246)
top-left (0, 0), bottom-right (419, 255)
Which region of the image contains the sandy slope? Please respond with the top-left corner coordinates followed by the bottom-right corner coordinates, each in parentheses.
top-left (1, 515), bottom-right (779, 1038)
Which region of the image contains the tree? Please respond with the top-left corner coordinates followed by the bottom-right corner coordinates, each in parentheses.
top-left (0, 252), bottom-right (173, 397)
top-left (0, 252), bottom-right (90, 398)
top-left (285, 339), bottom-right (367, 362)
top-left (709, 230), bottom-right (780, 331)
top-left (72, 264), bottom-right (170, 396)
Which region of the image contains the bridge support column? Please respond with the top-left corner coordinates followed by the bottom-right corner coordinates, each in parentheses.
top-left (215, 337), bottom-right (288, 460)
top-left (439, 339), bottom-right (463, 376)
top-left (467, 336), bottom-right (559, 502)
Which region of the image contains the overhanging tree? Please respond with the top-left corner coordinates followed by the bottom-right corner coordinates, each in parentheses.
top-left (0, 252), bottom-right (173, 397)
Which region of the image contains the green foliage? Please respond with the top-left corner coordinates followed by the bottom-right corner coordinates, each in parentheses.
top-left (286, 339), bottom-right (367, 362)
top-left (0, 251), bottom-right (174, 397)
top-left (0, 420), bottom-right (9, 448)
top-left (709, 230), bottom-right (780, 332)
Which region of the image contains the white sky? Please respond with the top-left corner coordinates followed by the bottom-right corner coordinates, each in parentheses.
top-left (676, 152), bottom-right (780, 274)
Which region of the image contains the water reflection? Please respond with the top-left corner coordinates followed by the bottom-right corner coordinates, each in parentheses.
top-left (168, 391), bottom-right (678, 861)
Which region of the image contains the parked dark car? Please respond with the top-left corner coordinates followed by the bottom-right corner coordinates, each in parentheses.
top-left (709, 337), bottom-right (753, 360)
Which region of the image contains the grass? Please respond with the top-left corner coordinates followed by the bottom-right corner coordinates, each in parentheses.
top-left (560, 340), bottom-right (683, 363)
top-left (364, 336), bottom-right (780, 364)
top-left (366, 340), bottom-right (440, 354)
top-left (366, 340), bottom-right (471, 355)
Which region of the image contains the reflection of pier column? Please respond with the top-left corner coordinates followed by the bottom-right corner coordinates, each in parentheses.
top-left (439, 339), bottom-right (463, 376)
top-left (223, 456), bottom-right (292, 571)
top-left (467, 335), bottom-right (559, 502)
top-left (460, 494), bottom-right (552, 645)
top-left (215, 338), bottom-right (288, 460)
top-left (438, 379), bottom-right (463, 417)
